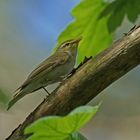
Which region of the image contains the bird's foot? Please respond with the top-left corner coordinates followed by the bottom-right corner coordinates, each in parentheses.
top-left (43, 87), bottom-right (51, 96)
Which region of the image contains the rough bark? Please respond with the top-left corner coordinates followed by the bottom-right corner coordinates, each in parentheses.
top-left (6, 26), bottom-right (140, 140)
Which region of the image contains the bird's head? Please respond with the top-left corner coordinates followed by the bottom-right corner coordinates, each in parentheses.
top-left (57, 38), bottom-right (81, 52)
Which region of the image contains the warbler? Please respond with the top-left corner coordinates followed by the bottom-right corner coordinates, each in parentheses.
top-left (7, 38), bottom-right (81, 110)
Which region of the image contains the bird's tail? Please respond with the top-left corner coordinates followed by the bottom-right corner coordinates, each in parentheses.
top-left (7, 89), bottom-right (26, 110)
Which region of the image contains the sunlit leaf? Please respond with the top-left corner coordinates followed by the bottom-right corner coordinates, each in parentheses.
top-left (56, 0), bottom-right (113, 64)
top-left (25, 105), bottom-right (99, 140)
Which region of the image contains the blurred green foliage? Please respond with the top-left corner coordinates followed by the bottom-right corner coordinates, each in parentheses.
top-left (25, 105), bottom-right (99, 140)
top-left (0, 89), bottom-right (9, 108)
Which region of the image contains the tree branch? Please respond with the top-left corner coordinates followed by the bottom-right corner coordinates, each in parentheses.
top-left (6, 26), bottom-right (140, 140)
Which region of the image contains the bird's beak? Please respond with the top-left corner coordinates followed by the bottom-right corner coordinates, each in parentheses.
top-left (73, 38), bottom-right (82, 45)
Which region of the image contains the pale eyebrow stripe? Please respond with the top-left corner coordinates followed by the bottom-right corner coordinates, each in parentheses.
top-left (60, 39), bottom-right (73, 48)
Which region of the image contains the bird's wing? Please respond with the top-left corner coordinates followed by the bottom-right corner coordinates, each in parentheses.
top-left (19, 52), bottom-right (70, 89)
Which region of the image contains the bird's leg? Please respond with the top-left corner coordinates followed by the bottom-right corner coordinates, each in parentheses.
top-left (43, 87), bottom-right (50, 96)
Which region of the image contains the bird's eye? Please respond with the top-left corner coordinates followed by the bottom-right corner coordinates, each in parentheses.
top-left (59, 42), bottom-right (71, 49)
top-left (65, 43), bottom-right (70, 46)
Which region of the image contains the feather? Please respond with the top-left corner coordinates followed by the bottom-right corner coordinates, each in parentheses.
top-left (7, 51), bottom-right (71, 110)
top-left (7, 90), bottom-right (25, 110)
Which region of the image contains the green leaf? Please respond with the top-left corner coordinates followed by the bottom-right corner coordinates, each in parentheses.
top-left (0, 89), bottom-right (9, 104)
top-left (66, 132), bottom-right (88, 140)
top-left (25, 105), bottom-right (99, 140)
top-left (55, 0), bottom-right (140, 64)
top-left (99, 0), bottom-right (140, 32)
top-left (126, 0), bottom-right (140, 22)
top-left (99, 0), bottom-right (126, 32)
top-left (56, 0), bottom-right (113, 64)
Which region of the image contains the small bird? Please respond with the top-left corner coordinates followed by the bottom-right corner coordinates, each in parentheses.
top-left (7, 38), bottom-right (81, 110)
